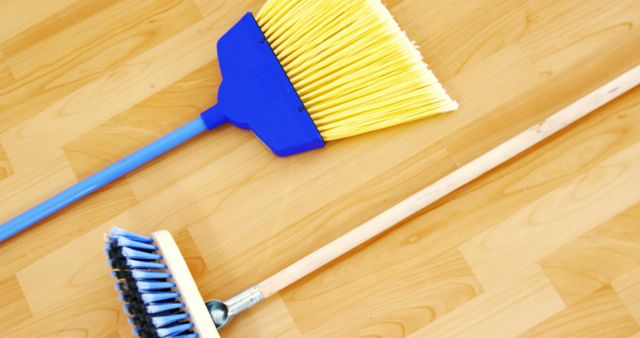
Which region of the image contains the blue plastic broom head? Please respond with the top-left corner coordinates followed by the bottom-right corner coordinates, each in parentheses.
top-left (200, 13), bottom-right (325, 157)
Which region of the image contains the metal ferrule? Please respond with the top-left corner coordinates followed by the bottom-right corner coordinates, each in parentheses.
top-left (226, 286), bottom-right (264, 318)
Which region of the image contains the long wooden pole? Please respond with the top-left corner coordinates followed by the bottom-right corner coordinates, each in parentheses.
top-left (257, 65), bottom-right (640, 298)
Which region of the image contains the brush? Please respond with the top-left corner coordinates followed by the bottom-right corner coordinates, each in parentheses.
top-left (106, 66), bottom-right (640, 337)
top-left (0, 0), bottom-right (458, 242)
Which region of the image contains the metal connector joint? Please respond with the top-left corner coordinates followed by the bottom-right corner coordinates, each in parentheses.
top-left (206, 286), bottom-right (264, 329)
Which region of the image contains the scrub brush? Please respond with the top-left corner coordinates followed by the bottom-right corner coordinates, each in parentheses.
top-left (106, 65), bottom-right (639, 337)
top-left (0, 0), bottom-right (457, 242)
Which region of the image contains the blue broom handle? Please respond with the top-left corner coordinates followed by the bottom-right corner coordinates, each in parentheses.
top-left (0, 117), bottom-right (211, 242)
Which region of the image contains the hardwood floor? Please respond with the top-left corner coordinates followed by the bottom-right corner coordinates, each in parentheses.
top-left (0, 0), bottom-right (639, 336)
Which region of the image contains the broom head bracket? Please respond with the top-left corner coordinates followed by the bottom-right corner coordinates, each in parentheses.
top-left (201, 13), bottom-right (325, 156)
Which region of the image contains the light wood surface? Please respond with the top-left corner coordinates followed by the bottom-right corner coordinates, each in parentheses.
top-left (0, 0), bottom-right (639, 337)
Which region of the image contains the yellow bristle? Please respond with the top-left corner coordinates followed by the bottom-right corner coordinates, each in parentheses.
top-left (256, 0), bottom-right (458, 141)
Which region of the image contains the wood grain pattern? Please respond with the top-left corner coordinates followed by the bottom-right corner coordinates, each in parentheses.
top-left (0, 142), bottom-right (12, 181)
top-left (521, 286), bottom-right (639, 337)
top-left (0, 0), bottom-right (639, 337)
top-left (613, 266), bottom-right (640, 326)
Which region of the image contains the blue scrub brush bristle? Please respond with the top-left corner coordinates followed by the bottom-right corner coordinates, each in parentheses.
top-left (106, 228), bottom-right (220, 337)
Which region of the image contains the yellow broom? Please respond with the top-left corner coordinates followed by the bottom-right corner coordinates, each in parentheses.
top-left (0, 0), bottom-right (456, 244)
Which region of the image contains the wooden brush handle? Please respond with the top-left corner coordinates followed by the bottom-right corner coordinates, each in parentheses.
top-left (257, 65), bottom-right (640, 298)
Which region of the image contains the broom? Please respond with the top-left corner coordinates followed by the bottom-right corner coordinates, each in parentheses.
top-left (0, 0), bottom-right (457, 242)
top-left (106, 65), bottom-right (640, 337)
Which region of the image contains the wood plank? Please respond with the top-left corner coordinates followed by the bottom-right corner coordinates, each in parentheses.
top-left (0, 0), bottom-right (79, 45)
top-left (6, 297), bottom-right (123, 338)
top-left (0, 0), bottom-right (202, 136)
top-left (520, 286), bottom-right (639, 338)
top-left (0, 142), bottom-right (12, 181)
top-left (612, 266), bottom-right (640, 326)
top-left (283, 251), bottom-right (481, 337)
top-left (0, 151), bottom-right (78, 238)
top-left (0, 54), bottom-right (14, 88)
top-left (0, 179), bottom-right (137, 279)
top-left (541, 203), bottom-right (640, 305)
top-left (0, 276), bottom-right (31, 333)
top-left (0, 0), bottom-right (119, 57)
top-left (62, 65), bottom-right (216, 181)
top-left (460, 142), bottom-right (640, 289)
top-left (408, 266), bottom-right (564, 337)
top-left (225, 295), bottom-right (302, 338)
